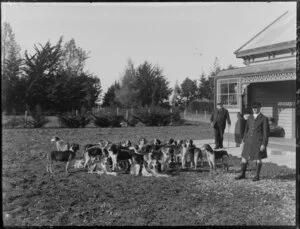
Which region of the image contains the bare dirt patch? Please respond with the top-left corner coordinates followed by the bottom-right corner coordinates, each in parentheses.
top-left (2, 125), bottom-right (296, 226)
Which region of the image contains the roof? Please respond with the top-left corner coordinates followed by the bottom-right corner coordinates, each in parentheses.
top-left (235, 10), bottom-right (296, 57)
top-left (216, 59), bottom-right (296, 78)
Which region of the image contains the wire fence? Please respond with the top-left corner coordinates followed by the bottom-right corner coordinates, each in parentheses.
top-left (2, 107), bottom-right (212, 128)
top-left (180, 110), bottom-right (211, 123)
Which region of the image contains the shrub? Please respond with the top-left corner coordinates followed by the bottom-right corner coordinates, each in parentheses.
top-left (58, 114), bottom-right (91, 128)
top-left (3, 116), bottom-right (26, 129)
top-left (170, 111), bottom-right (184, 125)
top-left (26, 104), bottom-right (49, 128)
top-left (131, 107), bottom-right (174, 126)
top-left (127, 116), bottom-right (139, 127)
top-left (92, 114), bottom-right (124, 127)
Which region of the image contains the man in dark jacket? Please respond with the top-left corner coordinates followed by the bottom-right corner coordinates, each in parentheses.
top-left (235, 101), bottom-right (270, 181)
top-left (210, 101), bottom-right (231, 149)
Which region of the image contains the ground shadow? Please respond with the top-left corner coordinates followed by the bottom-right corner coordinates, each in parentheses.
top-left (274, 173), bottom-right (296, 180)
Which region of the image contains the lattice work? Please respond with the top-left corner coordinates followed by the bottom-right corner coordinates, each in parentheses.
top-left (241, 72), bottom-right (296, 83)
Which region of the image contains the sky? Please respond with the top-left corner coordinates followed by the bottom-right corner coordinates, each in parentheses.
top-left (1, 2), bottom-right (297, 94)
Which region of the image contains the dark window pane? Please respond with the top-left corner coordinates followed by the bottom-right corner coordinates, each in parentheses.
top-left (220, 95), bottom-right (228, 104)
top-left (229, 83), bottom-right (238, 93)
top-left (229, 94), bottom-right (237, 105)
top-left (220, 83), bottom-right (228, 94)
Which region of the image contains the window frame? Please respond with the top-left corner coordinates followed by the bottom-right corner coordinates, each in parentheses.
top-left (217, 78), bottom-right (241, 112)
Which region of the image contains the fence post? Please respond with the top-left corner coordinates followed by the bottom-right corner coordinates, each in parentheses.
top-left (204, 110), bottom-right (207, 119)
top-left (184, 109), bottom-right (186, 119)
top-left (24, 110), bottom-right (28, 127)
top-left (170, 108), bottom-right (173, 125)
top-left (126, 109), bottom-right (129, 122)
top-left (117, 107), bottom-right (119, 116)
top-left (75, 110), bottom-right (78, 118)
top-left (196, 110), bottom-right (198, 121)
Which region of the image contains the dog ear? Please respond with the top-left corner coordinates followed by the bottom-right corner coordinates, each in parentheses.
top-left (207, 144), bottom-right (213, 152)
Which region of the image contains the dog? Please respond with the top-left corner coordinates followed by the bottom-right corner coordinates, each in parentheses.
top-left (107, 143), bottom-right (134, 172)
top-left (129, 143), bottom-right (169, 177)
top-left (128, 145), bottom-right (148, 176)
top-left (88, 155), bottom-right (117, 176)
top-left (83, 145), bottom-right (109, 169)
top-left (84, 140), bottom-right (110, 151)
top-left (153, 138), bottom-right (174, 171)
top-left (120, 140), bottom-right (132, 147)
top-left (51, 136), bottom-right (70, 151)
top-left (46, 143), bottom-right (80, 173)
top-left (201, 144), bottom-right (229, 173)
top-left (138, 137), bottom-right (148, 149)
top-left (181, 139), bottom-right (203, 170)
top-left (73, 159), bottom-right (85, 169)
top-left (168, 139), bottom-right (184, 165)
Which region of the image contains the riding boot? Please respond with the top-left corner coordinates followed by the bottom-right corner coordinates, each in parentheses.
top-left (235, 162), bottom-right (247, 180)
top-left (252, 163), bottom-right (262, 181)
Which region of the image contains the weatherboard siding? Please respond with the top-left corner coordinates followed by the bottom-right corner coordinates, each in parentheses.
top-left (249, 81), bottom-right (295, 138)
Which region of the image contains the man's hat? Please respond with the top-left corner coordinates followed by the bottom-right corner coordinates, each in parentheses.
top-left (217, 100), bottom-right (223, 105)
top-left (251, 101), bottom-right (262, 108)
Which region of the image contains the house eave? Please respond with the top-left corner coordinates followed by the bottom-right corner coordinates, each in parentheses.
top-left (234, 40), bottom-right (296, 58)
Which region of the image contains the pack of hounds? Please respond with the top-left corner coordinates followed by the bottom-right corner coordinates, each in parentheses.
top-left (48, 136), bottom-right (230, 177)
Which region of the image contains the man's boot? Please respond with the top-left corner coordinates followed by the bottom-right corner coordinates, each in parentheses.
top-left (235, 162), bottom-right (247, 180)
top-left (252, 163), bottom-right (262, 181)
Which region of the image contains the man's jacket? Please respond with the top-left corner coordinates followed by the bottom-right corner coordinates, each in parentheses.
top-left (210, 107), bottom-right (231, 130)
top-left (242, 113), bottom-right (269, 160)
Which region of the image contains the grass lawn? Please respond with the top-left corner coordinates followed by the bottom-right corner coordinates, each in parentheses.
top-left (2, 124), bottom-right (296, 226)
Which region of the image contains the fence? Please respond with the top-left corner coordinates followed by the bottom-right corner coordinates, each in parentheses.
top-left (180, 110), bottom-right (211, 123)
top-left (2, 107), bottom-right (212, 128)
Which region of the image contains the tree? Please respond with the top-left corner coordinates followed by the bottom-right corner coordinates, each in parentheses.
top-left (102, 82), bottom-right (121, 107)
top-left (114, 60), bottom-right (172, 108)
top-left (61, 38), bottom-right (89, 75)
top-left (22, 37), bottom-right (64, 112)
top-left (115, 58), bottom-right (139, 107)
top-left (134, 61), bottom-right (172, 107)
top-left (206, 57), bottom-right (222, 100)
top-left (226, 64), bottom-right (237, 70)
top-left (197, 71), bottom-right (213, 100)
top-left (1, 22), bottom-right (21, 69)
top-left (171, 80), bottom-right (182, 106)
top-left (1, 22), bottom-right (23, 114)
top-left (180, 77), bottom-right (198, 106)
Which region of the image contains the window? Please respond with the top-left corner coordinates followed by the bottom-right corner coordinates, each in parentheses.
top-left (217, 79), bottom-right (240, 109)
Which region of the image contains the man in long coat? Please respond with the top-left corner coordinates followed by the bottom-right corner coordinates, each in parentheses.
top-left (210, 101), bottom-right (231, 149)
top-left (235, 102), bottom-right (270, 181)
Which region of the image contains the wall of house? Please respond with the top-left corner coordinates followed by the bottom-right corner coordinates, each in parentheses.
top-left (248, 81), bottom-right (296, 138)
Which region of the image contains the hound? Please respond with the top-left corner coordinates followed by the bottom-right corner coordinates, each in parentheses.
top-left (138, 137), bottom-right (148, 149)
top-left (88, 155), bottom-right (117, 176)
top-left (106, 143), bottom-right (133, 172)
top-left (129, 143), bottom-right (169, 177)
top-left (83, 145), bottom-right (109, 169)
top-left (201, 144), bottom-right (229, 173)
top-left (181, 139), bottom-right (203, 170)
top-left (73, 159), bottom-right (85, 169)
top-left (46, 143), bottom-right (80, 174)
top-left (84, 140), bottom-right (110, 151)
top-left (169, 140), bottom-right (184, 165)
top-left (51, 136), bottom-right (70, 151)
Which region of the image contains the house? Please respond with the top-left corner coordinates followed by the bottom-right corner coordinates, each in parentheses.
top-left (215, 10), bottom-right (296, 138)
